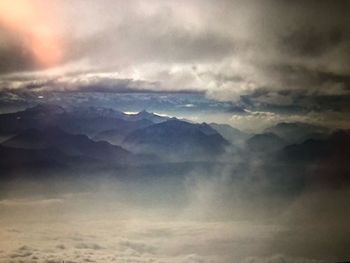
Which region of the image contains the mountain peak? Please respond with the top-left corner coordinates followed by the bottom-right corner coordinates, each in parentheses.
top-left (122, 118), bottom-right (229, 161)
top-left (26, 104), bottom-right (66, 115)
top-left (137, 109), bottom-right (151, 116)
top-left (126, 110), bottom-right (168, 124)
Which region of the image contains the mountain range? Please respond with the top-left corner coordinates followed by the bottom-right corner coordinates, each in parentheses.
top-left (0, 104), bottom-right (233, 172)
top-left (265, 122), bottom-right (331, 144)
top-left (0, 103), bottom-right (345, 180)
top-left (122, 119), bottom-right (230, 161)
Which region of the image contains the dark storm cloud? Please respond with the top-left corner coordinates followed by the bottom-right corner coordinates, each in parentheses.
top-left (0, 28), bottom-right (37, 74)
top-left (241, 63), bottom-right (350, 114)
top-left (270, 1), bottom-right (350, 59)
top-left (226, 105), bottom-right (247, 114)
top-left (266, 63), bottom-right (350, 91)
top-left (201, 1), bottom-right (350, 110)
top-left (0, 75), bottom-right (202, 95)
top-left (279, 26), bottom-right (344, 58)
top-left (75, 24), bottom-right (239, 65)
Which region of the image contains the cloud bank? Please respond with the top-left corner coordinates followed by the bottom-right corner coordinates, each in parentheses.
top-left (0, 0), bottom-right (350, 127)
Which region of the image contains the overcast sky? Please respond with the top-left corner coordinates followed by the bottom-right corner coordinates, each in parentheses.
top-left (0, 0), bottom-right (350, 128)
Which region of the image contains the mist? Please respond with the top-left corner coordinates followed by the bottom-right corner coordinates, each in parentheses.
top-left (1, 140), bottom-right (350, 263)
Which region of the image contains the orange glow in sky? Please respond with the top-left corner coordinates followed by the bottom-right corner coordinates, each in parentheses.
top-left (0, 0), bottom-right (63, 68)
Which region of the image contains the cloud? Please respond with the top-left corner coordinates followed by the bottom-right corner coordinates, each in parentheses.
top-left (0, 0), bottom-right (65, 70)
top-left (119, 240), bottom-right (156, 255)
top-left (9, 246), bottom-right (34, 259)
top-left (0, 198), bottom-right (64, 207)
top-left (75, 243), bottom-right (104, 250)
top-left (181, 254), bottom-right (208, 263)
top-left (0, 164), bottom-right (349, 263)
top-left (0, 28), bottom-right (37, 74)
top-left (242, 254), bottom-right (325, 263)
top-left (279, 26), bottom-right (344, 58)
top-left (0, 0), bottom-right (349, 127)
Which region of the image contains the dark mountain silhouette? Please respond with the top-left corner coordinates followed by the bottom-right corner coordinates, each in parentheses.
top-left (0, 145), bottom-right (100, 176)
top-left (67, 106), bottom-right (125, 119)
top-left (55, 106), bottom-right (140, 136)
top-left (0, 145), bottom-right (71, 170)
top-left (197, 122), bottom-right (219, 135)
top-left (2, 127), bottom-right (137, 163)
top-left (281, 130), bottom-right (350, 163)
top-left (0, 104), bottom-right (169, 138)
top-left (0, 104), bottom-right (66, 134)
top-left (210, 123), bottom-right (249, 146)
top-left (277, 130), bottom-right (350, 187)
top-left (122, 119), bottom-right (229, 161)
top-left (246, 132), bottom-right (287, 153)
top-left (93, 119), bottom-right (153, 145)
top-left (125, 110), bottom-right (168, 123)
top-left (265, 122), bottom-right (330, 144)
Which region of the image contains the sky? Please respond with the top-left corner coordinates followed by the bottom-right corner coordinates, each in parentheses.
top-left (0, 0), bottom-right (350, 129)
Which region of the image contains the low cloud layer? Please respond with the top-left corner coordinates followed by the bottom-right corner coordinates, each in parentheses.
top-left (1, 153), bottom-right (349, 263)
top-left (0, 192), bottom-right (335, 263)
